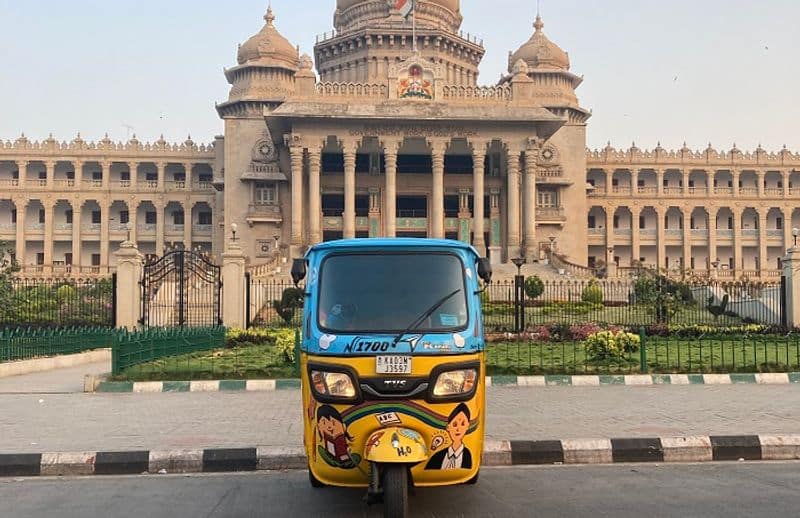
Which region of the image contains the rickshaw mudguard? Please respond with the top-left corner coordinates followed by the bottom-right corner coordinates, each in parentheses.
top-left (364, 427), bottom-right (428, 464)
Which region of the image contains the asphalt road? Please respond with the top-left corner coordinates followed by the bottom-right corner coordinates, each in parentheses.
top-left (3, 463), bottom-right (799, 518)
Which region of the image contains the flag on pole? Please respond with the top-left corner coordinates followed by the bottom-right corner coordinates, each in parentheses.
top-left (395, 0), bottom-right (415, 20)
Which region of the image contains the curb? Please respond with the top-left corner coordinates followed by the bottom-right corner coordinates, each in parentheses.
top-left (0, 349), bottom-right (110, 379)
top-left (3, 436), bottom-right (800, 477)
top-left (92, 373), bottom-right (800, 393)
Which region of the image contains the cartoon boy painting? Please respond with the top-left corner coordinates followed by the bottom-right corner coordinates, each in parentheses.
top-left (316, 404), bottom-right (361, 469)
top-left (425, 403), bottom-right (473, 470)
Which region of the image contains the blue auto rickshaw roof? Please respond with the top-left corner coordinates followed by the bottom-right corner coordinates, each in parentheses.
top-left (306, 238), bottom-right (479, 255)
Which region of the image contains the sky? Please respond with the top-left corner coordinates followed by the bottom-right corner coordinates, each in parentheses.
top-left (0, 0), bottom-right (797, 152)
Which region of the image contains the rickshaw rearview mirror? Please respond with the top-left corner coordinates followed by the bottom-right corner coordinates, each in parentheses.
top-left (477, 258), bottom-right (492, 284)
top-left (291, 258), bottom-right (307, 287)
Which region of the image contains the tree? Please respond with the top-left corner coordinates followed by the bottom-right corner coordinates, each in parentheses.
top-left (524, 275), bottom-right (545, 300)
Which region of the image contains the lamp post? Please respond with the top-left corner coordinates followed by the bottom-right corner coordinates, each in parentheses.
top-left (793, 227), bottom-right (799, 247)
top-left (511, 257), bottom-right (526, 333)
top-left (231, 223), bottom-right (238, 243)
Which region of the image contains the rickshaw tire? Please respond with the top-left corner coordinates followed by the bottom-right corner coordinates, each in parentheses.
top-left (464, 471), bottom-right (479, 485)
top-left (382, 465), bottom-right (409, 518)
top-left (308, 468), bottom-right (326, 488)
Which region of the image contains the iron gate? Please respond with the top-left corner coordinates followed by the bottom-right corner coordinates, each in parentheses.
top-left (140, 250), bottom-right (222, 327)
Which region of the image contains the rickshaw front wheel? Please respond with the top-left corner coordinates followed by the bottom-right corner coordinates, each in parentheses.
top-left (382, 465), bottom-right (409, 518)
top-left (308, 466), bottom-right (326, 488)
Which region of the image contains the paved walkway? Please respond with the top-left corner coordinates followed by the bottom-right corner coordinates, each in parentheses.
top-left (1, 364), bottom-right (799, 453)
top-left (0, 362), bottom-right (108, 394)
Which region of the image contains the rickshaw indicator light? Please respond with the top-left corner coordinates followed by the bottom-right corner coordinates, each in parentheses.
top-left (311, 370), bottom-right (357, 398)
top-left (432, 368), bottom-right (478, 397)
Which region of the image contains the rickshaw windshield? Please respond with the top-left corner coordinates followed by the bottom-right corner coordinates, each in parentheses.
top-left (317, 252), bottom-right (469, 334)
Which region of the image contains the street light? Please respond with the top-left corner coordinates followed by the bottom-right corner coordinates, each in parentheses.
top-left (793, 227), bottom-right (799, 247)
top-left (511, 257), bottom-right (525, 276)
top-left (231, 223), bottom-right (238, 242)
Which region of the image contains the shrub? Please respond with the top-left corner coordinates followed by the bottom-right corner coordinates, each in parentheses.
top-left (524, 275), bottom-right (545, 300)
top-left (584, 330), bottom-right (640, 361)
top-left (226, 327), bottom-right (297, 364)
top-left (581, 281), bottom-right (604, 305)
top-left (273, 287), bottom-right (304, 325)
top-left (568, 323), bottom-right (603, 341)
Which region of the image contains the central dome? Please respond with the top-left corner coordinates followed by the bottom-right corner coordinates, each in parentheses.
top-left (337, 0), bottom-right (459, 12)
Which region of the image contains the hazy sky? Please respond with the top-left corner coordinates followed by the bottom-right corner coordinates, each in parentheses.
top-left (1, 0), bottom-right (797, 151)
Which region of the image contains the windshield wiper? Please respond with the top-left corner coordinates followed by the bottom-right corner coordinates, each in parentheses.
top-left (392, 289), bottom-right (462, 348)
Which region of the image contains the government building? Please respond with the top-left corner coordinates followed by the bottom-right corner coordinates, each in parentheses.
top-left (1, 0), bottom-right (797, 281)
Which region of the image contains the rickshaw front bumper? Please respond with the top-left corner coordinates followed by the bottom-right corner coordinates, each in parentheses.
top-left (364, 427), bottom-right (429, 464)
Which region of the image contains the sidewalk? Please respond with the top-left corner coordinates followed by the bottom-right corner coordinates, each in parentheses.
top-left (1, 364), bottom-right (799, 454)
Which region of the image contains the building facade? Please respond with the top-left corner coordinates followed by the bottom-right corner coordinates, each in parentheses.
top-left (0, 0), bottom-right (797, 280)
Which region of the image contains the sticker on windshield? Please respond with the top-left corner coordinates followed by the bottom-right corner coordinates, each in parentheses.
top-left (453, 333), bottom-right (466, 348)
top-left (440, 314), bottom-right (459, 326)
top-left (319, 334), bottom-right (336, 350)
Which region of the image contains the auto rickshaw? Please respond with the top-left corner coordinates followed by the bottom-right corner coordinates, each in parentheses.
top-left (292, 238), bottom-right (491, 518)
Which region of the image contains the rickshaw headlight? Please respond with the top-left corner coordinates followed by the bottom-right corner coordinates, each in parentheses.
top-left (311, 370), bottom-right (357, 398)
top-left (432, 368), bottom-right (478, 397)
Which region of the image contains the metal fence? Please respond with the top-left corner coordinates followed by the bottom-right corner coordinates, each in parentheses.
top-left (483, 278), bottom-right (783, 333)
top-left (0, 277), bottom-right (115, 329)
top-left (247, 277), bottom-right (303, 329)
top-left (486, 330), bottom-right (800, 375)
top-left (112, 326), bottom-right (226, 376)
top-left (0, 326), bottom-right (114, 362)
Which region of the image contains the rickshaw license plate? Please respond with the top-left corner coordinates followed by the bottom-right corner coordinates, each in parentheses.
top-left (376, 355), bottom-right (412, 374)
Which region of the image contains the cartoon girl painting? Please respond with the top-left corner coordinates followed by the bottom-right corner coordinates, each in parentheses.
top-left (316, 404), bottom-right (361, 469)
top-left (425, 403), bottom-right (473, 470)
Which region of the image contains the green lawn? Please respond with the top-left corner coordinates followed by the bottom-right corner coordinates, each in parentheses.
top-left (483, 304), bottom-right (745, 331)
top-left (112, 334), bottom-right (800, 381)
top-left (113, 342), bottom-right (296, 381)
top-left (487, 336), bottom-right (800, 375)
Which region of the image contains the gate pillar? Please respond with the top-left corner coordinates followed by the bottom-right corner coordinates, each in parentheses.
top-left (782, 246), bottom-right (800, 329)
top-left (222, 241), bottom-right (248, 329)
top-left (115, 241), bottom-right (144, 330)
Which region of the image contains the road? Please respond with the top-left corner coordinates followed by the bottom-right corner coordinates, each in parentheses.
top-left (3, 463), bottom-right (798, 517)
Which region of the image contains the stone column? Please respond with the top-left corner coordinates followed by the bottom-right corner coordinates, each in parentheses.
top-left (707, 169), bottom-right (715, 197)
top-left (523, 144), bottom-right (539, 262)
top-left (682, 209), bottom-right (692, 271)
top-left (757, 169), bottom-right (765, 197)
top-left (156, 162), bottom-right (166, 191)
top-left (605, 169), bottom-right (613, 195)
top-left (708, 207), bottom-right (718, 271)
top-left (782, 246), bottom-right (800, 328)
top-left (102, 161), bottom-right (111, 190)
top-left (758, 209), bottom-right (768, 274)
top-left (784, 207), bottom-right (793, 254)
top-left (656, 169), bottom-right (664, 196)
top-left (72, 202), bottom-right (82, 271)
top-left (783, 170), bottom-right (790, 198)
top-left (289, 141), bottom-right (305, 255)
top-left (430, 140), bottom-right (447, 239)
top-left (457, 189), bottom-right (471, 243)
top-left (74, 160), bottom-right (83, 190)
top-left (683, 169), bottom-right (691, 196)
top-left (129, 162), bottom-right (139, 191)
top-left (183, 201), bottom-right (192, 250)
top-left (16, 160), bottom-right (27, 187)
top-left (732, 207), bottom-right (742, 274)
top-left (183, 162), bottom-right (193, 191)
top-left (155, 201), bottom-right (165, 256)
top-left (383, 139), bottom-right (399, 238)
top-left (128, 203), bottom-right (138, 245)
top-left (630, 206), bottom-right (641, 266)
top-left (45, 161), bottom-right (55, 189)
top-left (43, 199), bottom-right (54, 268)
top-left (222, 240), bottom-right (247, 329)
top-left (489, 189), bottom-right (502, 264)
top-left (342, 141), bottom-right (357, 239)
top-left (100, 200), bottom-right (110, 273)
top-left (307, 146), bottom-right (322, 245)
top-left (471, 140), bottom-right (488, 253)
top-left (506, 146), bottom-right (522, 258)
top-left (630, 169), bottom-right (637, 193)
top-left (15, 199), bottom-right (26, 264)
top-left (368, 188), bottom-right (381, 238)
top-left (656, 206), bottom-right (666, 269)
top-left (114, 241), bottom-right (144, 330)
top-left (732, 169), bottom-right (740, 198)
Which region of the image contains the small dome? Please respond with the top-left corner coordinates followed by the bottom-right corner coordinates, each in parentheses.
top-left (238, 7), bottom-right (299, 68)
top-left (337, 0), bottom-right (459, 13)
top-left (510, 15), bottom-right (570, 72)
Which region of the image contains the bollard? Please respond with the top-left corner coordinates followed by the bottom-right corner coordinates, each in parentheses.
top-left (639, 326), bottom-right (648, 373)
